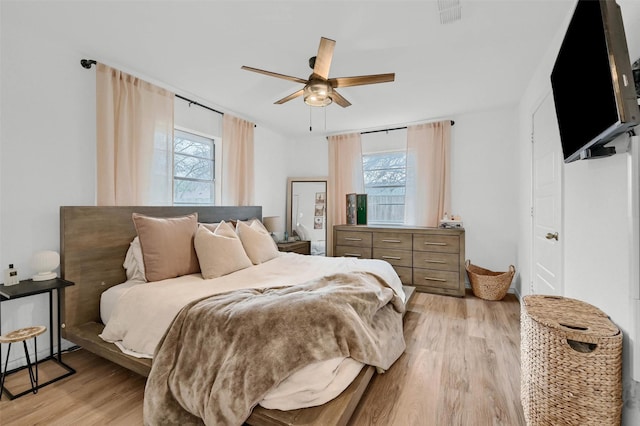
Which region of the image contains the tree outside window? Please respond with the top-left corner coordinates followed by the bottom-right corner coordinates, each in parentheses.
top-left (173, 129), bottom-right (215, 205)
top-left (362, 151), bottom-right (406, 224)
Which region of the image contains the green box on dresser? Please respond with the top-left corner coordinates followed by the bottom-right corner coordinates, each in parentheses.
top-left (333, 224), bottom-right (466, 297)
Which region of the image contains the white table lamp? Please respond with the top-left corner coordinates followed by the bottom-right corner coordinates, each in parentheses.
top-left (262, 216), bottom-right (282, 242)
top-left (31, 250), bottom-right (60, 281)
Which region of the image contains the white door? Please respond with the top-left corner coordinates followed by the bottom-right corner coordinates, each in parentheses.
top-left (532, 92), bottom-right (563, 296)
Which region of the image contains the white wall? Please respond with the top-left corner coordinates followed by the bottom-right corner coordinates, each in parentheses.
top-left (254, 125), bottom-right (290, 238)
top-left (284, 134), bottom-right (328, 178)
top-left (1, 6), bottom-right (97, 370)
top-left (0, 6), bottom-right (291, 370)
top-left (517, 1), bottom-right (640, 422)
top-left (450, 106), bottom-right (519, 280)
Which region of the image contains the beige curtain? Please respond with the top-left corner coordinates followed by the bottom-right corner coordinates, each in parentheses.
top-left (405, 121), bottom-right (451, 226)
top-left (96, 63), bottom-right (174, 206)
top-left (327, 132), bottom-right (364, 255)
top-left (221, 114), bottom-right (255, 206)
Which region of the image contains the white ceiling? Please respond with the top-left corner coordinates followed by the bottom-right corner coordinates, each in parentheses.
top-left (9, 1), bottom-right (582, 137)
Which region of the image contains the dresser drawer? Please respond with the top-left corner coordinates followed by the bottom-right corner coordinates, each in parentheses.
top-left (372, 233), bottom-right (412, 250)
top-left (412, 252), bottom-right (459, 272)
top-left (413, 234), bottom-right (460, 253)
top-left (335, 230), bottom-right (372, 248)
top-left (412, 268), bottom-right (460, 290)
top-left (334, 245), bottom-right (372, 259)
top-left (373, 248), bottom-right (412, 267)
top-left (392, 266), bottom-right (413, 285)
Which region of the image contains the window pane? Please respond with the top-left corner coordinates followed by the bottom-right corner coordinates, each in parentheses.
top-left (363, 151), bottom-right (406, 225)
top-left (174, 179), bottom-right (214, 205)
top-left (174, 154), bottom-right (213, 180)
top-left (173, 129), bottom-right (215, 206)
top-left (174, 137), bottom-right (213, 158)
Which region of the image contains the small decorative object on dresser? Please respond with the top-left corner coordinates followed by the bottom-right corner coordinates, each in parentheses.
top-left (346, 193), bottom-right (367, 225)
top-left (346, 193), bottom-right (357, 225)
top-left (277, 240), bottom-right (311, 255)
top-left (333, 224), bottom-right (466, 297)
top-left (356, 194), bottom-right (367, 225)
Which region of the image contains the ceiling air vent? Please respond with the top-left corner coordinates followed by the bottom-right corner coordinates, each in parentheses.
top-left (438, 0), bottom-right (462, 24)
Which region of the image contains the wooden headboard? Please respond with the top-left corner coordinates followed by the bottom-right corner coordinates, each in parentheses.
top-left (59, 206), bottom-right (262, 331)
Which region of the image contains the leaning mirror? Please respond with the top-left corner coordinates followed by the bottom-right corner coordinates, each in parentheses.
top-left (286, 177), bottom-right (328, 256)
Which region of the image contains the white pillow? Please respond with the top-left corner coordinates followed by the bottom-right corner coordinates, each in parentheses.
top-left (123, 236), bottom-right (147, 282)
top-left (236, 219), bottom-right (280, 265)
top-left (194, 221), bottom-right (252, 279)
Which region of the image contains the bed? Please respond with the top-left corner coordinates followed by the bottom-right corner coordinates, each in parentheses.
top-left (59, 206), bottom-right (414, 425)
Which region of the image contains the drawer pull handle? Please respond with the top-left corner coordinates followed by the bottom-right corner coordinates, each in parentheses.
top-left (382, 239), bottom-right (402, 243)
top-left (424, 277), bottom-right (447, 282)
top-left (344, 253), bottom-right (362, 257)
top-left (344, 237), bottom-right (363, 241)
top-left (424, 242), bottom-right (446, 246)
top-left (424, 260), bottom-right (446, 264)
top-left (382, 256), bottom-right (402, 260)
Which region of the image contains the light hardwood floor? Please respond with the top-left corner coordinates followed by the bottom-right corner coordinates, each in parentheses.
top-left (0, 290), bottom-right (524, 426)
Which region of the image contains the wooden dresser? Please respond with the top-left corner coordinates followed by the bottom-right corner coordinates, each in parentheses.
top-left (333, 225), bottom-right (466, 297)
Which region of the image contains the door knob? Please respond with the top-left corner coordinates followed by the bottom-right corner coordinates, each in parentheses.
top-left (545, 232), bottom-right (559, 241)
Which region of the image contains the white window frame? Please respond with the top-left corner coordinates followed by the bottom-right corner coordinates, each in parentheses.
top-left (173, 127), bottom-right (220, 206)
top-left (362, 149), bottom-right (407, 225)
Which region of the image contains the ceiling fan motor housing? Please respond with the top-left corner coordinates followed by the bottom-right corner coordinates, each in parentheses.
top-left (304, 79), bottom-right (333, 106)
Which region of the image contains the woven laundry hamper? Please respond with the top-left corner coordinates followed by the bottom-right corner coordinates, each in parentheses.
top-left (520, 295), bottom-right (622, 426)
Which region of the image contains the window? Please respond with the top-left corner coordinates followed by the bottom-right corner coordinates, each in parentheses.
top-left (362, 151), bottom-right (406, 225)
top-left (173, 129), bottom-right (215, 205)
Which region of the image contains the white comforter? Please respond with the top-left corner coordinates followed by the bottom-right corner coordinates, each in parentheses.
top-left (100, 253), bottom-right (405, 410)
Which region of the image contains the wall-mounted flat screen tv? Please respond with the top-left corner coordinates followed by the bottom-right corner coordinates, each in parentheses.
top-left (551, 0), bottom-right (639, 163)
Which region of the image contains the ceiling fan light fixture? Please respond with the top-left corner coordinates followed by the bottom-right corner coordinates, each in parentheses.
top-left (304, 81), bottom-right (333, 107)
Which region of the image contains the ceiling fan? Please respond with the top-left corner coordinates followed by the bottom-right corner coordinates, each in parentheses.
top-left (241, 37), bottom-right (395, 108)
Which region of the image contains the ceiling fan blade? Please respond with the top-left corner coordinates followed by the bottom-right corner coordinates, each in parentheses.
top-left (329, 73), bottom-right (395, 88)
top-left (241, 66), bottom-right (308, 84)
top-left (331, 89), bottom-right (352, 108)
top-left (274, 89), bottom-right (304, 104)
top-left (313, 37), bottom-right (336, 80)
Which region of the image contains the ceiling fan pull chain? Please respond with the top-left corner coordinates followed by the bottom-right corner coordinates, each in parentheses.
top-left (324, 105), bottom-right (327, 131)
top-left (309, 106), bottom-right (313, 132)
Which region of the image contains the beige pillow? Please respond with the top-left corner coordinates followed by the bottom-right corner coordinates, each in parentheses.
top-left (199, 222), bottom-right (219, 233)
top-left (236, 219), bottom-right (280, 265)
top-left (132, 212), bottom-right (200, 282)
top-left (194, 221), bottom-right (252, 279)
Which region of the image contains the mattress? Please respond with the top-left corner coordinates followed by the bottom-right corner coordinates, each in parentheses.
top-left (99, 253), bottom-right (405, 410)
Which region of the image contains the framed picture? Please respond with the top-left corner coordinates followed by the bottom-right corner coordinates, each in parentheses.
top-left (314, 204), bottom-right (325, 217)
top-left (346, 193), bottom-right (356, 225)
top-left (314, 216), bottom-right (324, 229)
top-left (315, 192), bottom-right (326, 204)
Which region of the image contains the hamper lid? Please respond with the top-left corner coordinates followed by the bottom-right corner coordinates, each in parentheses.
top-left (522, 295), bottom-right (620, 338)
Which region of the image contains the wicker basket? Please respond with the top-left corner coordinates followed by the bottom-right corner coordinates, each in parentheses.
top-left (465, 260), bottom-right (515, 301)
top-left (521, 295), bottom-right (622, 426)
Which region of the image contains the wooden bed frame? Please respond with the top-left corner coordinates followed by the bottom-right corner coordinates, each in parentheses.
top-left (59, 205), bottom-right (414, 426)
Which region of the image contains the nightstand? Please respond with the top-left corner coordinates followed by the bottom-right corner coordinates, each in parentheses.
top-left (0, 277), bottom-right (76, 399)
top-left (277, 240), bottom-right (311, 255)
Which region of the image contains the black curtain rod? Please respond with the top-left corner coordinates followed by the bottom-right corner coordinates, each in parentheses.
top-left (360, 120), bottom-right (455, 135)
top-left (175, 94), bottom-right (223, 116)
top-left (80, 58), bottom-right (224, 116)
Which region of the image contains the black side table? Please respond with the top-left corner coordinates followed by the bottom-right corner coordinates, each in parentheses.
top-left (0, 277), bottom-right (76, 399)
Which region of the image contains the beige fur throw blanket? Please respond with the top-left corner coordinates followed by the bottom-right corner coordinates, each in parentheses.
top-left (143, 271), bottom-right (406, 425)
